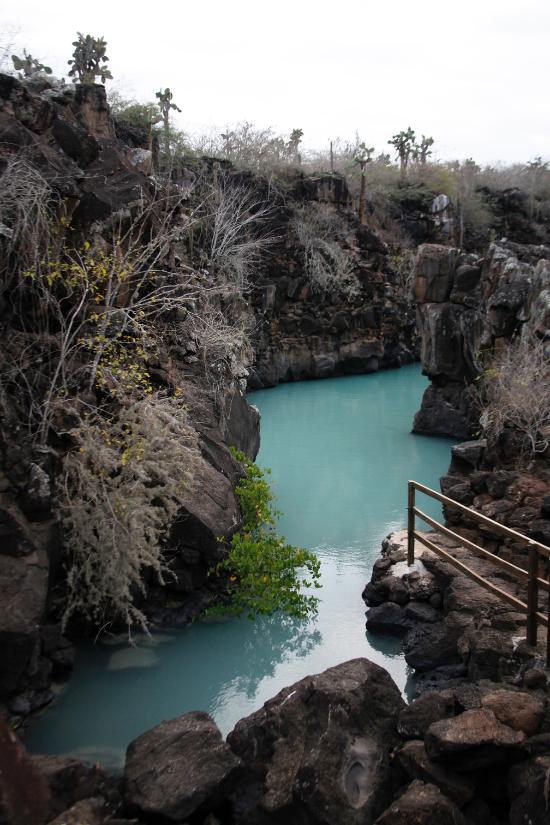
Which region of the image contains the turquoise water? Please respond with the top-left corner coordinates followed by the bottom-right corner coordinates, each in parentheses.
top-left (26, 364), bottom-right (452, 769)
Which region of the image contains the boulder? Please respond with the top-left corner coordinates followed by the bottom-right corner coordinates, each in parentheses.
top-left (398, 690), bottom-right (457, 740)
top-left (366, 602), bottom-right (411, 636)
top-left (124, 711), bottom-right (242, 822)
top-left (228, 658), bottom-right (405, 825)
top-left (403, 624), bottom-right (462, 672)
top-left (509, 756), bottom-right (550, 825)
top-left (0, 520), bottom-right (49, 698)
top-left (47, 798), bottom-right (105, 825)
top-left (424, 708), bottom-right (526, 771)
top-left (30, 753), bottom-right (118, 820)
top-left (396, 740), bottom-right (476, 807)
top-left (0, 719), bottom-right (50, 825)
top-left (374, 780), bottom-right (470, 825)
top-left (480, 689), bottom-right (545, 736)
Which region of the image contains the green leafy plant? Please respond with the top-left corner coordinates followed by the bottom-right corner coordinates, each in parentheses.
top-left (212, 449), bottom-right (321, 619)
top-left (68, 33), bottom-right (112, 84)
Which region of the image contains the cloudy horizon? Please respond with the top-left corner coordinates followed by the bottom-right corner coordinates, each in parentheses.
top-left (2, 0), bottom-right (549, 166)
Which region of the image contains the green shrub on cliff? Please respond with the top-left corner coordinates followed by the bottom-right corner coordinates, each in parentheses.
top-left (212, 449), bottom-right (321, 619)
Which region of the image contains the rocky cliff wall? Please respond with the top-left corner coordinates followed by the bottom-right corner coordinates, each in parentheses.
top-left (412, 240), bottom-right (550, 439)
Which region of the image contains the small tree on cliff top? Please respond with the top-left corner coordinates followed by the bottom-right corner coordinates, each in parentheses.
top-left (68, 33), bottom-right (112, 84)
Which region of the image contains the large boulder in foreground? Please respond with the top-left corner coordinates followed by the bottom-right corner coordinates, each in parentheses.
top-left (123, 710), bottom-right (242, 822)
top-left (227, 658), bottom-right (405, 825)
top-left (0, 719), bottom-right (50, 825)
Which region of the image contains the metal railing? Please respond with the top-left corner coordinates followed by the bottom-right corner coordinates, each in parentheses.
top-left (407, 480), bottom-right (550, 666)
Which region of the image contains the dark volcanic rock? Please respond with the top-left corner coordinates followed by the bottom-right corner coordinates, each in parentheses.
top-left (0, 718), bottom-right (50, 825)
top-left (375, 779), bottom-right (470, 825)
top-left (47, 798), bottom-right (105, 825)
top-left (123, 710), bottom-right (242, 822)
top-left (396, 740), bottom-right (476, 806)
top-left (227, 658), bottom-right (405, 825)
top-left (398, 690), bottom-right (457, 740)
top-left (30, 753), bottom-right (118, 820)
top-left (366, 602), bottom-right (412, 636)
top-left (480, 689), bottom-right (545, 736)
top-left (403, 623), bottom-right (462, 672)
top-left (424, 708), bottom-right (526, 771)
top-left (509, 755), bottom-right (550, 825)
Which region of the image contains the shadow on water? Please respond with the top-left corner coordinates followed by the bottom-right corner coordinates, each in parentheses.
top-left (25, 364), bottom-right (453, 767)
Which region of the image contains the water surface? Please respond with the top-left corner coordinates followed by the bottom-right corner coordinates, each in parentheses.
top-left (26, 364), bottom-right (452, 769)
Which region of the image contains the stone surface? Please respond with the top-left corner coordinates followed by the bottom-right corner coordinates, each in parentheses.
top-left (374, 780), bottom-right (470, 825)
top-left (403, 623), bottom-right (462, 672)
top-left (0, 718), bottom-right (50, 825)
top-left (123, 711), bottom-right (240, 822)
top-left (30, 753), bottom-right (118, 820)
top-left (396, 740), bottom-right (476, 806)
top-left (424, 708), bottom-right (526, 771)
top-left (480, 689), bottom-right (545, 736)
top-left (228, 658), bottom-right (405, 825)
top-left (47, 798), bottom-right (105, 825)
top-left (124, 710), bottom-right (241, 822)
top-left (398, 691), bottom-right (457, 740)
top-left (366, 602), bottom-right (412, 636)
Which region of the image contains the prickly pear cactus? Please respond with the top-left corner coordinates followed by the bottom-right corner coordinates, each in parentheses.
top-left (67, 33), bottom-right (113, 84)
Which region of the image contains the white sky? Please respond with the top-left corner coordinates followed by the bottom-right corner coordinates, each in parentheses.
top-left (2, 0), bottom-right (549, 164)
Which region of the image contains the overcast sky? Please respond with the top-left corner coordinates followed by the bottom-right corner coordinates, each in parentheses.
top-left (2, 0), bottom-right (549, 164)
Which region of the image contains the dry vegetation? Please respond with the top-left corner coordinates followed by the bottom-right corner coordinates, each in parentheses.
top-left (0, 155), bottom-right (272, 631)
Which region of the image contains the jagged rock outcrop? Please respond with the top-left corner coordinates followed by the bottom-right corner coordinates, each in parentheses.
top-left (412, 240), bottom-right (550, 439)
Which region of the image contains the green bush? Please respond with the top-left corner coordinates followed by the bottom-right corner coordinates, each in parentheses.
top-left (212, 449), bottom-right (321, 619)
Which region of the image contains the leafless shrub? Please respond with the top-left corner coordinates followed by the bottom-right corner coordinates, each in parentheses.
top-left (201, 176), bottom-right (275, 293)
top-left (0, 156), bottom-right (57, 294)
top-left (186, 297), bottom-right (254, 390)
top-left (290, 203), bottom-right (359, 299)
top-left (478, 333), bottom-right (550, 457)
top-left (59, 394), bottom-right (200, 633)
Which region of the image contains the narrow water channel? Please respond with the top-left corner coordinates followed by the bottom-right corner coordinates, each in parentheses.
top-left (26, 364), bottom-right (453, 770)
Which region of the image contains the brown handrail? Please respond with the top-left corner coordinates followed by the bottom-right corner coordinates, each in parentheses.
top-left (407, 480), bottom-right (550, 667)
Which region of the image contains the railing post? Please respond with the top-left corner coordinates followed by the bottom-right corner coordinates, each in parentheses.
top-left (526, 543), bottom-right (539, 647)
top-left (407, 481), bottom-right (415, 566)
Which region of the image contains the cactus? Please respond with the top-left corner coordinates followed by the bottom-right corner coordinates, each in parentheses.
top-left (155, 88), bottom-right (181, 159)
top-left (415, 135), bottom-right (434, 165)
top-left (67, 33), bottom-right (112, 84)
top-left (287, 128), bottom-right (304, 164)
top-left (11, 51), bottom-right (52, 77)
top-left (354, 143), bottom-right (374, 226)
top-left (388, 127), bottom-right (416, 178)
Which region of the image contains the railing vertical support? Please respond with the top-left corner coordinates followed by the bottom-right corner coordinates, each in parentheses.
top-left (547, 560), bottom-right (550, 668)
top-left (526, 544), bottom-right (539, 647)
top-left (407, 481), bottom-right (415, 566)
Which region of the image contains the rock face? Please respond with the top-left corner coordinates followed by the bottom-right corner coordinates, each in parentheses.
top-left (0, 73), bottom-right (262, 714)
top-left (412, 240), bottom-right (550, 438)
top-left (124, 710), bottom-right (242, 822)
top-left (227, 658), bottom-right (405, 825)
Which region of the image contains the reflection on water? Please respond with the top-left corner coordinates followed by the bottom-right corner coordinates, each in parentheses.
top-left (26, 364), bottom-right (453, 767)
